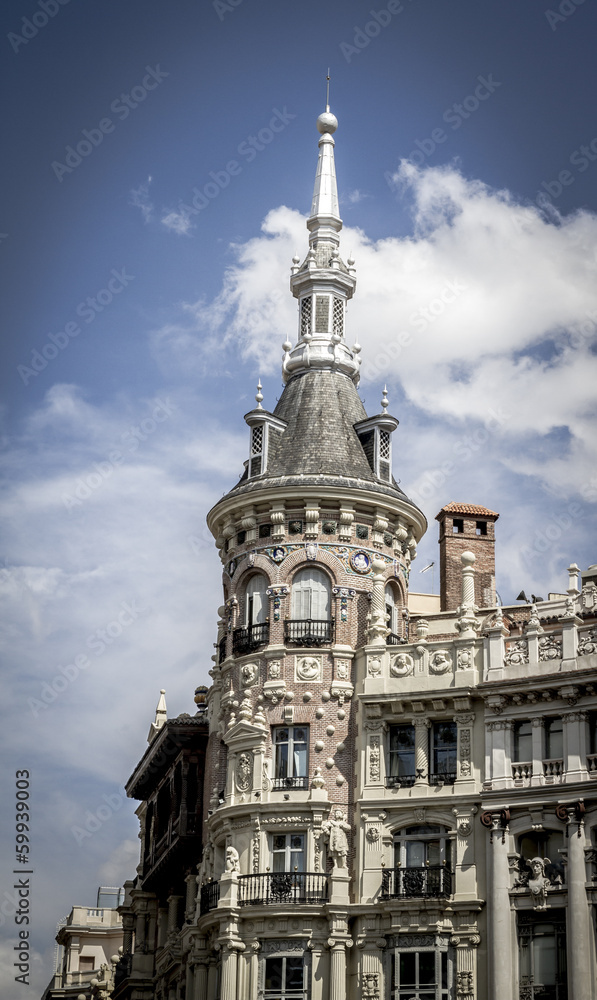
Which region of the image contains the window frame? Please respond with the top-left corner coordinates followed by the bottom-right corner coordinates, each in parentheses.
top-left (387, 934), bottom-right (452, 1000)
top-left (290, 567), bottom-right (331, 622)
top-left (272, 725), bottom-right (309, 789)
top-left (388, 724), bottom-right (416, 787)
top-left (271, 832), bottom-right (306, 873)
top-left (430, 721), bottom-right (457, 785)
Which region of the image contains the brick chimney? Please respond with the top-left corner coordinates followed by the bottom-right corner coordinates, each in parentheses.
top-left (436, 502), bottom-right (499, 611)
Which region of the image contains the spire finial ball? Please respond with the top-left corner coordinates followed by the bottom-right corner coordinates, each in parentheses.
top-left (316, 111), bottom-right (338, 134)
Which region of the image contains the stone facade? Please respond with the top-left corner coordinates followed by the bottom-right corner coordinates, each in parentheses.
top-left (58, 104), bottom-right (597, 1000)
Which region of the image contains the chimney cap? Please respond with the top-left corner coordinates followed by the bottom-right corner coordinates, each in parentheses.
top-left (435, 501), bottom-right (499, 521)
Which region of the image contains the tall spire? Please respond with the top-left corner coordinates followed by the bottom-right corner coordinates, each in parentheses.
top-left (284, 94), bottom-right (359, 384)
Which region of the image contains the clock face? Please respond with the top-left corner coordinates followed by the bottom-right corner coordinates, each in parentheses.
top-left (350, 550), bottom-right (371, 574)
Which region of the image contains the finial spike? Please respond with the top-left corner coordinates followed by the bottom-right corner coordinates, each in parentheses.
top-left (381, 385), bottom-right (389, 412)
top-left (255, 379), bottom-right (263, 410)
top-left (326, 70), bottom-right (330, 113)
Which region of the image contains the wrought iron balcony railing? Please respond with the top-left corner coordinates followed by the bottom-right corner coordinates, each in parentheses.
top-left (239, 871), bottom-right (329, 906)
top-left (284, 618), bottom-right (334, 647)
top-left (381, 865), bottom-right (452, 899)
top-left (428, 770), bottom-right (456, 786)
top-left (199, 881), bottom-right (220, 916)
top-left (519, 981), bottom-right (567, 999)
top-left (387, 632), bottom-right (404, 645)
top-left (386, 774), bottom-right (416, 788)
top-left (232, 622), bottom-right (269, 656)
top-left (271, 775), bottom-right (309, 791)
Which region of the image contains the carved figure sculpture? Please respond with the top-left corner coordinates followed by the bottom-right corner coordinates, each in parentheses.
top-left (225, 846), bottom-right (240, 873)
top-left (241, 661), bottom-right (258, 686)
top-left (323, 808), bottom-right (350, 868)
top-left (528, 856), bottom-right (551, 910)
top-left (297, 656), bottom-right (321, 681)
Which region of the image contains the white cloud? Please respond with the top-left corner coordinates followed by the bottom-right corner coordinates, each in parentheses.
top-left (161, 207), bottom-right (195, 236)
top-left (98, 839), bottom-right (140, 886)
top-left (129, 177), bottom-right (154, 224)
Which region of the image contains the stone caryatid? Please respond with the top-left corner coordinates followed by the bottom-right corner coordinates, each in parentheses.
top-left (323, 808), bottom-right (351, 868)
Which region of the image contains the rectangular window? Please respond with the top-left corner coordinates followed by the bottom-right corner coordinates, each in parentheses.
top-left (388, 725), bottom-right (416, 786)
top-left (514, 720), bottom-right (533, 763)
top-left (300, 297), bottom-right (312, 338)
top-left (79, 956), bottom-right (95, 973)
top-left (518, 911), bottom-right (567, 998)
top-left (332, 297), bottom-right (344, 336)
top-left (545, 717), bottom-right (563, 760)
top-left (475, 520), bottom-right (487, 535)
top-left (265, 955), bottom-right (306, 999)
top-left (452, 518), bottom-right (464, 534)
top-left (390, 948), bottom-right (450, 1000)
top-left (272, 726), bottom-right (309, 789)
top-left (272, 833), bottom-right (305, 872)
top-left (430, 722), bottom-right (457, 784)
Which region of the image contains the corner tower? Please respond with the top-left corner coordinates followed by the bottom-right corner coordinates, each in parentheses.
top-left (198, 102), bottom-right (426, 998)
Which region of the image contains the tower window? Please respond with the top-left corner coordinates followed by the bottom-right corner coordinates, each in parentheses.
top-left (452, 518), bottom-right (464, 534)
top-left (476, 521), bottom-right (487, 535)
top-left (378, 429), bottom-right (391, 481)
top-left (300, 297), bottom-right (311, 337)
top-left (332, 297), bottom-right (344, 336)
top-left (249, 424), bottom-right (265, 478)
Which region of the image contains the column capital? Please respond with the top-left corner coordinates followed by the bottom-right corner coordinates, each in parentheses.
top-left (480, 808), bottom-right (510, 842)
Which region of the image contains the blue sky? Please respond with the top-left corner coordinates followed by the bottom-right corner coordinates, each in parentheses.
top-left (1, 0), bottom-right (596, 993)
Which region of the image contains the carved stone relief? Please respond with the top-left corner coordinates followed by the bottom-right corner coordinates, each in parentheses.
top-left (369, 736), bottom-right (381, 783)
top-left (295, 655), bottom-right (322, 683)
top-left (390, 652), bottom-right (414, 677)
top-left (236, 752), bottom-right (252, 791)
top-left (429, 649), bottom-right (452, 674)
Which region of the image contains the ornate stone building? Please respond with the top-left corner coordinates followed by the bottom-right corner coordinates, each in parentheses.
top-left (83, 102), bottom-right (597, 1000)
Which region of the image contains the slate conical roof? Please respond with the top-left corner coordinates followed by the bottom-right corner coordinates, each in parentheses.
top-left (220, 101), bottom-right (421, 516)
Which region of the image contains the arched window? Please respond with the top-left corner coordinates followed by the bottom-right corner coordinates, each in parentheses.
top-left (383, 825), bottom-right (452, 900)
top-left (245, 573), bottom-right (268, 625)
top-left (291, 567), bottom-right (331, 621)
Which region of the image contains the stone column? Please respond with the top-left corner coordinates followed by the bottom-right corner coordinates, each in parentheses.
top-left (485, 811), bottom-right (513, 1000)
top-left (530, 717), bottom-right (544, 787)
top-left (565, 807), bottom-right (592, 1000)
top-left (367, 558), bottom-right (389, 646)
top-left (563, 711), bottom-right (588, 782)
top-left (206, 957), bottom-right (219, 1000)
top-left (413, 716), bottom-right (430, 783)
top-left (247, 941), bottom-right (260, 999)
top-left (488, 719), bottom-right (512, 791)
top-left (167, 893), bottom-right (182, 940)
top-left (220, 944), bottom-right (239, 1000)
top-left (193, 961), bottom-right (208, 1000)
top-left (329, 942), bottom-right (347, 1000)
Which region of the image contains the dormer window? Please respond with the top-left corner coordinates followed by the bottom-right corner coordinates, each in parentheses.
top-left (354, 413), bottom-right (398, 483)
top-left (249, 425), bottom-right (264, 477)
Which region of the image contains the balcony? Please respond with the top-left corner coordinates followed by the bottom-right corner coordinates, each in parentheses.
top-left (587, 753), bottom-right (597, 776)
top-left (542, 758), bottom-right (564, 782)
top-left (512, 762), bottom-right (532, 783)
top-left (239, 872), bottom-right (329, 906)
top-left (271, 775), bottom-right (309, 791)
top-left (381, 865), bottom-right (452, 899)
top-left (199, 881), bottom-right (220, 916)
top-left (284, 618), bottom-right (335, 647)
top-left (232, 622), bottom-right (269, 656)
top-left (428, 771), bottom-right (456, 786)
top-left (386, 774), bottom-right (415, 789)
top-left (519, 982), bottom-right (567, 999)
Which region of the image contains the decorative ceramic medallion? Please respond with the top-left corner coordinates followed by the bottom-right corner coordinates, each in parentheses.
top-left (270, 546), bottom-right (286, 563)
top-left (350, 550), bottom-right (372, 574)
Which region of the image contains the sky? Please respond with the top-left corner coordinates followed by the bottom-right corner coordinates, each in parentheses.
top-left (0, 0), bottom-right (596, 994)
